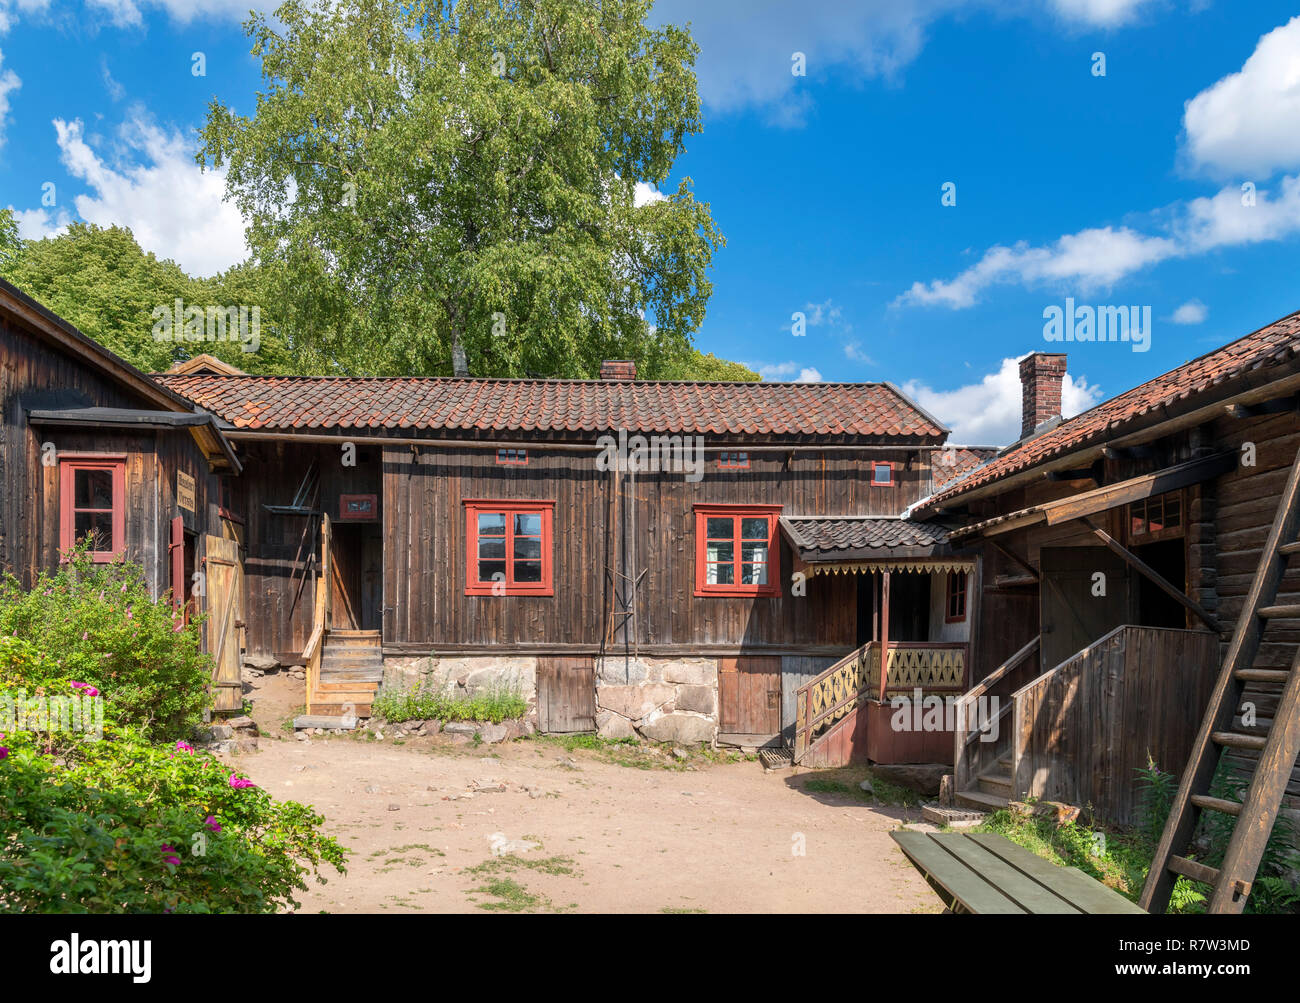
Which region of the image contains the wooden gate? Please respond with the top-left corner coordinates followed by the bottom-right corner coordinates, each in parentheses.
top-left (719, 655), bottom-right (782, 741)
top-left (537, 657), bottom-right (596, 733)
top-left (205, 535), bottom-right (244, 712)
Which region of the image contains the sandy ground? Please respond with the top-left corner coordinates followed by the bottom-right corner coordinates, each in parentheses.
top-left (238, 672), bottom-right (939, 914)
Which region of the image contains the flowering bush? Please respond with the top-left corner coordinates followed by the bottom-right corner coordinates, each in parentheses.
top-left (0, 723), bottom-right (346, 913)
top-left (0, 547), bottom-right (211, 738)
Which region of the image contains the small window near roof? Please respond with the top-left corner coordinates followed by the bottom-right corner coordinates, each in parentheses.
top-left (496, 448), bottom-right (528, 466)
top-left (871, 461), bottom-right (894, 486)
top-left (718, 451), bottom-right (750, 469)
top-left (945, 571), bottom-right (968, 623)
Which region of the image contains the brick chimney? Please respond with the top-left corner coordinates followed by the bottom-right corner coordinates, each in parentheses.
top-left (599, 360), bottom-right (637, 380)
top-left (1019, 352), bottom-right (1067, 439)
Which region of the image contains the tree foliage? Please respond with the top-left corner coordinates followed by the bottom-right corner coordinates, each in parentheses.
top-left (199, 0), bottom-right (724, 378)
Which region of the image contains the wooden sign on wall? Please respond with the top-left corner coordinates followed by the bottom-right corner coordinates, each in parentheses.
top-left (177, 471), bottom-right (196, 513)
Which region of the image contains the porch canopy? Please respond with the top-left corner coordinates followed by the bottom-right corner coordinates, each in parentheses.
top-left (779, 515), bottom-right (974, 575)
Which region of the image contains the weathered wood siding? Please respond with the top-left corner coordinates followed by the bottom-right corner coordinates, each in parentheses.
top-left (381, 444), bottom-right (924, 654)
top-left (0, 317), bottom-right (221, 598)
top-left (1012, 625), bottom-right (1219, 825)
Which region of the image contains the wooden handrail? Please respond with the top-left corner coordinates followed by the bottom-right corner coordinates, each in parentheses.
top-left (304, 514), bottom-right (331, 716)
top-left (957, 635), bottom-right (1040, 708)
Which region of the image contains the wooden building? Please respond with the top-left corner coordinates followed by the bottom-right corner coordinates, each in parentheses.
top-left (0, 278), bottom-right (245, 709)
top-left (914, 314), bottom-right (1300, 830)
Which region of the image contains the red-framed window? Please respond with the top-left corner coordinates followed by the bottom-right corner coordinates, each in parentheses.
top-left (693, 504), bottom-right (782, 597)
top-left (871, 461), bottom-right (894, 486)
top-left (464, 499), bottom-right (554, 596)
top-left (496, 448), bottom-right (528, 466)
top-left (945, 570), bottom-right (968, 623)
top-left (59, 455), bottom-right (126, 562)
top-left (717, 451), bottom-right (750, 469)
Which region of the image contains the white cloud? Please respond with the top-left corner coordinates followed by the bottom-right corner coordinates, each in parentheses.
top-left (802, 298), bottom-right (843, 327)
top-left (902, 356), bottom-right (1103, 446)
top-left (1170, 298), bottom-right (1207, 325)
top-left (0, 0), bottom-right (51, 35)
top-left (101, 58), bottom-right (125, 102)
top-left (0, 48), bottom-right (19, 149)
top-left (1048, 0), bottom-right (1159, 28)
top-left (1181, 17), bottom-right (1300, 178)
top-left (844, 341), bottom-right (875, 364)
top-left (11, 204), bottom-right (71, 239)
top-left (49, 113), bottom-right (247, 276)
top-left (633, 182), bottom-right (665, 207)
top-left (755, 361), bottom-right (824, 382)
top-left (898, 176), bottom-right (1300, 309)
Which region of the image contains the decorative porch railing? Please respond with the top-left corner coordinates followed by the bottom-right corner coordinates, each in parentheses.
top-left (794, 640), bottom-right (969, 762)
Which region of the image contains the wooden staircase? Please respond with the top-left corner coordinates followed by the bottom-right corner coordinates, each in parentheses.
top-left (1141, 446), bottom-right (1300, 914)
top-left (310, 630), bottom-right (382, 718)
top-left (956, 753), bottom-right (1014, 812)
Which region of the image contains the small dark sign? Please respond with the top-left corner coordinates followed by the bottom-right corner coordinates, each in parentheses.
top-left (339, 493), bottom-right (377, 520)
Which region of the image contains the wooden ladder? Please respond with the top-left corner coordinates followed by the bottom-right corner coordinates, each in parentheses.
top-left (1141, 446), bottom-right (1300, 914)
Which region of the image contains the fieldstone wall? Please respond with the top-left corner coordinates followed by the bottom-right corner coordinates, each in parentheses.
top-left (382, 654), bottom-right (538, 708)
top-left (595, 655), bottom-right (718, 745)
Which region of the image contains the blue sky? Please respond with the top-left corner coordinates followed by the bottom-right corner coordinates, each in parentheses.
top-left (3, 1), bottom-right (1300, 444)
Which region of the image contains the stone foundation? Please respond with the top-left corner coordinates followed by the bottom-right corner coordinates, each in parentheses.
top-left (382, 654), bottom-right (538, 707)
top-left (595, 655), bottom-right (718, 745)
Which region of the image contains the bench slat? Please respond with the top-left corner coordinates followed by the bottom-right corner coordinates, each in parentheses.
top-left (930, 833), bottom-right (1084, 914)
top-left (891, 831), bottom-right (1029, 914)
top-left (968, 833), bottom-right (1146, 915)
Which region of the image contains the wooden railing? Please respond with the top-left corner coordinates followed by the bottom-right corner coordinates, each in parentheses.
top-left (1010, 625), bottom-right (1218, 824)
top-left (794, 640), bottom-right (969, 762)
top-left (953, 635), bottom-right (1040, 792)
top-left (303, 513), bottom-right (331, 715)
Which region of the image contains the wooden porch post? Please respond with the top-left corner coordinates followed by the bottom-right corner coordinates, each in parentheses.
top-left (879, 570), bottom-right (891, 702)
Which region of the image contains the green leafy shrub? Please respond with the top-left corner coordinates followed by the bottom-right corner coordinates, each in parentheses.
top-left (0, 724), bottom-right (346, 913)
top-left (372, 677), bottom-right (527, 724)
top-left (0, 547), bottom-right (211, 738)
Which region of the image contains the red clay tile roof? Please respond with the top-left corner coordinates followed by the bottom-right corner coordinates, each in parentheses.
top-left (933, 446), bottom-right (999, 491)
top-left (154, 374), bottom-right (947, 439)
top-left (919, 308), bottom-right (1300, 511)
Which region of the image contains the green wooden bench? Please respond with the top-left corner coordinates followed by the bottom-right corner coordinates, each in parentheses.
top-left (892, 831), bottom-right (1147, 914)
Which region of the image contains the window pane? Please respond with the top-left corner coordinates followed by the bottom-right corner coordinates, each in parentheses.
top-left (706, 517), bottom-right (733, 539)
top-left (514, 560), bottom-right (542, 583)
top-left (75, 468), bottom-right (114, 509)
top-left (707, 562), bottom-right (734, 585)
top-left (478, 560), bottom-right (506, 583)
top-left (514, 512), bottom-right (542, 536)
top-left (740, 518), bottom-right (768, 540)
top-left (75, 511), bottom-right (115, 551)
top-left (478, 538), bottom-right (506, 560)
top-left (514, 536), bottom-right (542, 560)
top-left (873, 464), bottom-right (891, 484)
top-left (478, 512), bottom-right (506, 535)
top-left (742, 542), bottom-right (768, 564)
top-left (706, 542), bottom-right (734, 564)
top-left (741, 562), bottom-right (768, 585)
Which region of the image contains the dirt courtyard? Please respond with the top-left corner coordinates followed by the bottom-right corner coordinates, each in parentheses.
top-left (240, 674), bottom-right (939, 914)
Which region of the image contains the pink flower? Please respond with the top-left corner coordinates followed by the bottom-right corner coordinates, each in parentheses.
top-left (204, 815), bottom-right (221, 833)
top-left (228, 773), bottom-right (256, 789)
top-left (0, 747), bottom-right (8, 761)
top-left (175, 740), bottom-right (195, 754)
top-left (161, 844), bottom-right (181, 867)
top-left (71, 682), bottom-right (99, 697)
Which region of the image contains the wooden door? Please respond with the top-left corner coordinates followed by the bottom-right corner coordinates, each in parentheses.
top-left (205, 535), bottom-right (244, 712)
top-left (719, 656), bottom-right (782, 739)
top-left (330, 526), bottom-right (363, 630)
top-left (537, 657), bottom-right (596, 733)
top-left (1040, 546), bottom-right (1131, 673)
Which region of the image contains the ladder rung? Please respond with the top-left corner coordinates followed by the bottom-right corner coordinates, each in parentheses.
top-left (1212, 730), bottom-right (1268, 750)
top-left (1278, 541), bottom-right (1300, 556)
top-left (1235, 667), bottom-right (1291, 683)
top-left (1257, 604), bottom-right (1300, 619)
top-left (1191, 794), bottom-right (1242, 817)
top-left (1168, 855), bottom-right (1220, 886)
